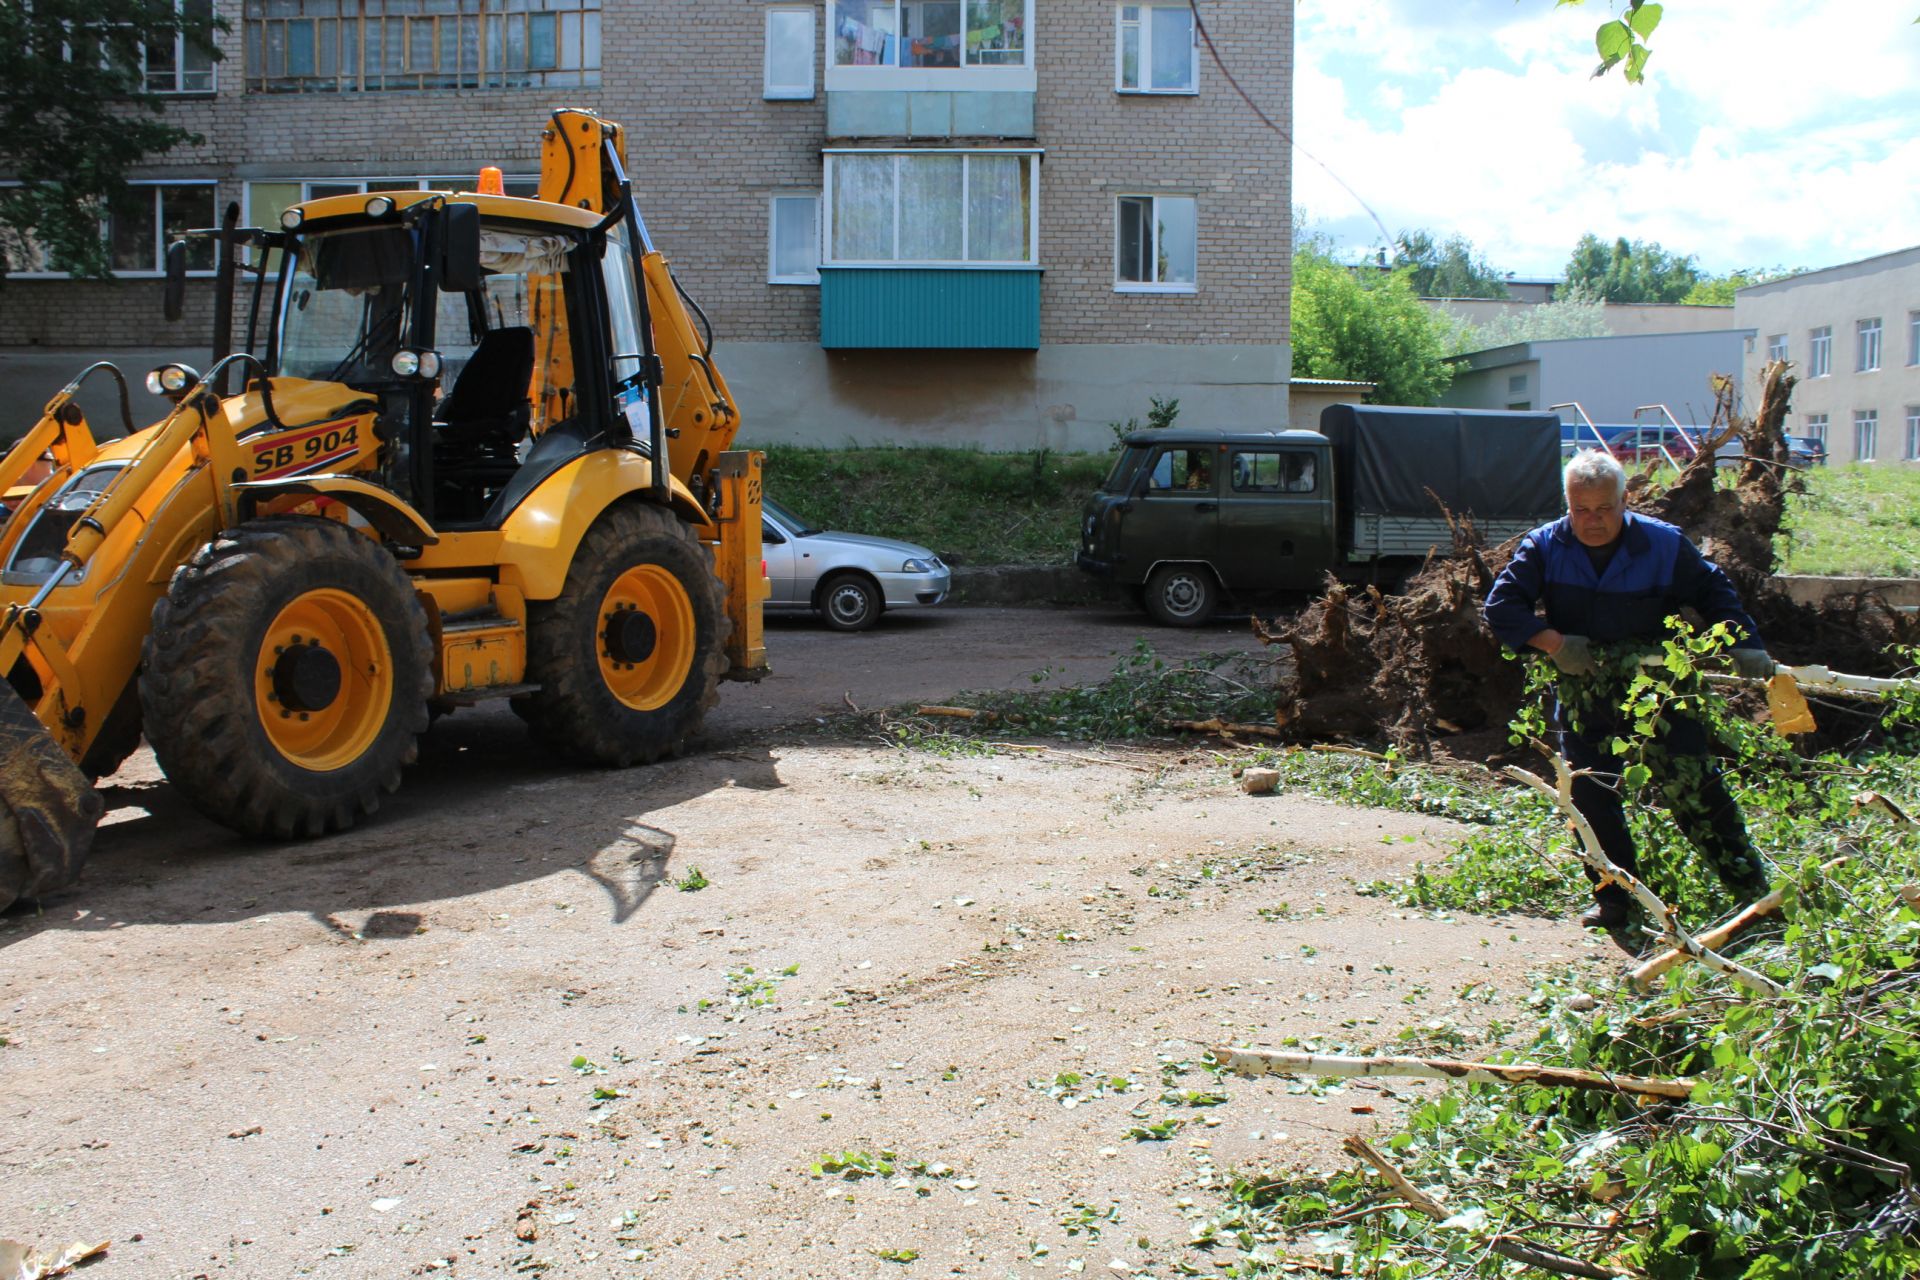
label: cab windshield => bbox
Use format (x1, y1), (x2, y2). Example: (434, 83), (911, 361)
(278, 224), (417, 386)
(1103, 446), (1146, 493)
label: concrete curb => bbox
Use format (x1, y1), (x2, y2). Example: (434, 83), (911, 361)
(1777, 576), (1920, 608)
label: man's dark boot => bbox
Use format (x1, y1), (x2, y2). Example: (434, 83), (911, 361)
(1579, 896), (1631, 930)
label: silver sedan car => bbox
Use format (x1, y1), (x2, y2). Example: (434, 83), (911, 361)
(761, 497), (952, 631)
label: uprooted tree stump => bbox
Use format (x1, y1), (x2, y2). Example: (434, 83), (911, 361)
(1261, 361), (1919, 749)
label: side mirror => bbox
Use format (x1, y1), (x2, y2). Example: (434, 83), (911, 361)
(438, 203), (482, 293)
(163, 240), (188, 321)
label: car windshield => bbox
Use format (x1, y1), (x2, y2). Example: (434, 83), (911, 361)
(1103, 446), (1145, 492)
(764, 497), (822, 537)
(279, 224), (417, 386)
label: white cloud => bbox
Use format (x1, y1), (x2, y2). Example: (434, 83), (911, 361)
(1291, 0), (1920, 276)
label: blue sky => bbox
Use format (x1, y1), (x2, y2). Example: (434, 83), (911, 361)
(1291, 0), (1920, 279)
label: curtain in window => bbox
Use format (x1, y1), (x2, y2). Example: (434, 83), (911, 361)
(899, 156), (962, 261)
(1149, 5), (1190, 89)
(967, 155), (1026, 262)
(833, 155), (896, 261)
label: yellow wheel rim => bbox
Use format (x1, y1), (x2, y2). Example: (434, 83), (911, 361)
(254, 588), (394, 772)
(597, 564), (695, 712)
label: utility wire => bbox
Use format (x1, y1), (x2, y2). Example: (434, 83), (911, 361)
(1186, 0), (1396, 257)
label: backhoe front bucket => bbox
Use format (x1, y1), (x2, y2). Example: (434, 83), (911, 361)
(0, 683), (103, 912)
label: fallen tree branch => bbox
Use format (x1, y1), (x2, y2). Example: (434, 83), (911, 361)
(1630, 857), (1849, 990)
(1211, 1048), (1696, 1100)
(1342, 1137), (1634, 1279)
(1505, 757), (1784, 997)
(916, 705), (988, 720)
(1161, 717), (1284, 739)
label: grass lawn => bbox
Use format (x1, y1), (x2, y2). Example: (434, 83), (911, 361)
(1780, 464), (1920, 577)
(753, 445), (1112, 566)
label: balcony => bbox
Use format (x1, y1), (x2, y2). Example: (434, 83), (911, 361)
(819, 267), (1041, 349)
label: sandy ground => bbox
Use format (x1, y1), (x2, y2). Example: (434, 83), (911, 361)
(0, 606), (1611, 1279)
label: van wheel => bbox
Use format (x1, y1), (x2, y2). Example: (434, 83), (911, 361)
(1144, 565), (1217, 627)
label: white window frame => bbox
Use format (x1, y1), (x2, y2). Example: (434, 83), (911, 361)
(1113, 193), (1198, 294)
(823, 0), (1035, 91)
(1765, 333), (1787, 364)
(764, 6), (816, 100)
(0, 180), (218, 279)
(1804, 412), (1828, 445)
(1858, 317), (1883, 373)
(1906, 407), (1920, 462)
(1115, 3), (1198, 95)
(1808, 325), (1832, 378)
(1854, 409), (1879, 463)
(820, 148), (1041, 268)
(140, 0), (217, 93)
(768, 192), (821, 285)
(1909, 310), (1920, 367)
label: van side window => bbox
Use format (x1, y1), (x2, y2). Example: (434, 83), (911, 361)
(1230, 449), (1316, 494)
(1146, 448), (1214, 493)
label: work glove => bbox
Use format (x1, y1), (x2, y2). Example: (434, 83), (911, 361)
(1730, 647), (1777, 681)
(1550, 634), (1598, 677)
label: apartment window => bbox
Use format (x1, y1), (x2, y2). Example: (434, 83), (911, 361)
(830, 0), (1028, 68)
(1907, 407), (1920, 462)
(1804, 412), (1828, 445)
(243, 0), (601, 93)
(1507, 374), (1527, 395)
(0, 182), (215, 277)
(142, 0), (217, 92)
(1766, 333), (1787, 364)
(765, 7), (816, 99)
(769, 193), (820, 284)
(1116, 194), (1197, 292)
(1854, 410), (1878, 462)
(1858, 317), (1883, 372)
(1117, 4), (1197, 93)
(1909, 311), (1920, 366)
(1808, 325), (1832, 378)
(824, 151), (1037, 265)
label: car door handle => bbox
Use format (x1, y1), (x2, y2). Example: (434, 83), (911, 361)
(1193, 502), (1217, 513)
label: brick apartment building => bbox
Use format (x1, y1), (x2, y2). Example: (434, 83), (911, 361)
(0, 0), (1294, 453)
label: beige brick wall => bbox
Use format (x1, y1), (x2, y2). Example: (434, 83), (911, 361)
(6, 0), (1290, 353)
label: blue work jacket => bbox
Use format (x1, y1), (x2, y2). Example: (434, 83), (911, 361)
(1483, 512), (1760, 651)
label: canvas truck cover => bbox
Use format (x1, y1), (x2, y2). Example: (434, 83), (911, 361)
(1318, 405), (1564, 530)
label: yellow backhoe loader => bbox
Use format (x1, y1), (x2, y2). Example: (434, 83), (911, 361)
(0, 109), (767, 909)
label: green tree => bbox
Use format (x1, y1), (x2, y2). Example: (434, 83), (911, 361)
(1292, 239), (1455, 406)
(1561, 2), (1917, 83)
(1393, 229), (1511, 299)
(1448, 288), (1611, 356)
(0, 0), (222, 278)
(1680, 267), (1796, 306)
(1562, 233), (1701, 303)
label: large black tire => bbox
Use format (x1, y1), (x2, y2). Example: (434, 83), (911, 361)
(1143, 563), (1219, 627)
(517, 502), (729, 767)
(139, 517), (433, 840)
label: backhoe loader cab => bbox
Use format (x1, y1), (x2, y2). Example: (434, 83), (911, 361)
(0, 110), (767, 911)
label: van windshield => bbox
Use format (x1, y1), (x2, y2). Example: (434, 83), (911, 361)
(1103, 446), (1145, 492)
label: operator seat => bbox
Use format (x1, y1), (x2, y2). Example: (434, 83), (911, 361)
(436, 326), (535, 451)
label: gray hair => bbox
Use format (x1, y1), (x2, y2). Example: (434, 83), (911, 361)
(1563, 449), (1626, 500)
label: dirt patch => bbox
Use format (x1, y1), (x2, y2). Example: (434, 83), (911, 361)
(0, 718), (1614, 1278)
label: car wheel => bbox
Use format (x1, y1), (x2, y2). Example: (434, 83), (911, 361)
(1143, 564), (1217, 627)
(819, 573), (882, 632)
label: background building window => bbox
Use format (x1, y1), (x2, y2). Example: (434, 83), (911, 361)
(825, 152), (1036, 264)
(1909, 311), (1919, 366)
(1115, 194), (1197, 291)
(1907, 407), (1920, 461)
(0, 182), (215, 276)
(144, 0), (216, 92)
(1854, 409), (1878, 462)
(764, 7), (815, 99)
(1116, 4), (1196, 93)
(1857, 317), (1883, 372)
(1808, 325), (1832, 377)
(243, 0), (601, 93)
(1766, 333), (1787, 364)
(768, 193), (820, 284)
(831, 0), (1027, 68)
(1804, 412), (1828, 445)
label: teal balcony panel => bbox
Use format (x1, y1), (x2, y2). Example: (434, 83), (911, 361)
(819, 267), (1042, 349)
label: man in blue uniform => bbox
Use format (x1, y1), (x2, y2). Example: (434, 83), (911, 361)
(1483, 450), (1775, 930)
